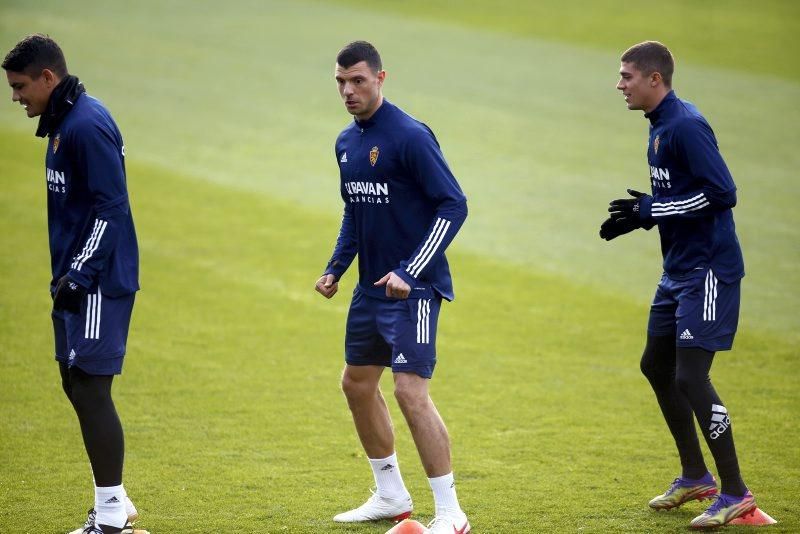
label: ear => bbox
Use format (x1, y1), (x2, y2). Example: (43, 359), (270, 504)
(41, 68), (60, 88)
(650, 71), (663, 87)
(376, 70), (386, 86)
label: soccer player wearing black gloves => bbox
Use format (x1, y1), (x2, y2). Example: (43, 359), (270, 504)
(602, 41), (757, 529)
(4, 35), (145, 534)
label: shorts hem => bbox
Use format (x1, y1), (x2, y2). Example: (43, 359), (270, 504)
(55, 350), (126, 363)
(676, 339), (735, 352)
(391, 366), (434, 379)
(344, 359), (390, 368)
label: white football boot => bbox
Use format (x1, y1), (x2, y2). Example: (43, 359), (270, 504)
(334, 490), (413, 523)
(427, 509), (471, 534)
(67, 496), (140, 534)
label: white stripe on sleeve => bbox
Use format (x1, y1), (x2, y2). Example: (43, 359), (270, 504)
(73, 219), (108, 271)
(651, 194), (710, 217)
(407, 219), (451, 278)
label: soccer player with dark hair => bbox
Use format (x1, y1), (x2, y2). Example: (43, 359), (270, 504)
(4, 34), (145, 534)
(601, 40), (757, 528)
(315, 41), (470, 533)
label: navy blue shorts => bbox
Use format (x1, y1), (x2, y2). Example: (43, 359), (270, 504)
(52, 290), (135, 375)
(648, 269), (740, 352)
(345, 288), (441, 378)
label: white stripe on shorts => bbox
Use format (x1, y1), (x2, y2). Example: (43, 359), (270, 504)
(416, 299), (431, 344)
(703, 269), (718, 322)
(84, 290), (102, 339)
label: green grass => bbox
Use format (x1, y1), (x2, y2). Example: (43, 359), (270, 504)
(0, 1), (798, 532)
(328, 0), (800, 83)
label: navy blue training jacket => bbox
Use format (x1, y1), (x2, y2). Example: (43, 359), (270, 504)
(325, 100), (468, 301)
(638, 91), (744, 283)
(45, 92), (139, 296)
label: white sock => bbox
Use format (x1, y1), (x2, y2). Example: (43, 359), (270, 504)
(369, 453), (409, 499)
(95, 484), (127, 528)
(429, 472), (462, 515)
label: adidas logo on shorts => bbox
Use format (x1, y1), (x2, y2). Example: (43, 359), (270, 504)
(393, 353), (407, 364)
(680, 329), (694, 340)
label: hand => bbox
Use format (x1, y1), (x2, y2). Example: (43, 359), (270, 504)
(374, 272), (411, 299)
(315, 274), (338, 299)
(608, 189), (649, 221)
(53, 275), (87, 314)
(599, 216), (642, 241)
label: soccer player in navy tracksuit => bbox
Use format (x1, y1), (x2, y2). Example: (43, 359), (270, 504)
(601, 41), (757, 528)
(314, 42), (470, 534)
(4, 35), (144, 534)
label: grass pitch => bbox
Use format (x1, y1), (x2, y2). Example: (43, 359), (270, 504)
(0, 1), (798, 532)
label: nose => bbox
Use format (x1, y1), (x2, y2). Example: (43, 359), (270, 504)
(11, 91), (20, 102)
(616, 79), (624, 91)
(342, 83), (354, 97)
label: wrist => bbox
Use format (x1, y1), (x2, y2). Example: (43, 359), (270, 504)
(66, 269), (92, 289)
(637, 195), (654, 220)
(393, 268), (416, 289)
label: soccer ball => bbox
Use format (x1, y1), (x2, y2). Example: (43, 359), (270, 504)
(385, 518), (428, 534)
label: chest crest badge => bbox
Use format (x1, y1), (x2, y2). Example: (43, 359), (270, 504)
(53, 132), (61, 154)
(369, 146), (379, 167)
(653, 135), (660, 155)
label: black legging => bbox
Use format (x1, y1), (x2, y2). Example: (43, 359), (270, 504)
(60, 363), (124, 487)
(640, 335), (746, 496)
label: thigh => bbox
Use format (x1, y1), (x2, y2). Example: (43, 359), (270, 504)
(65, 291), (135, 375)
(345, 290), (392, 367)
(379, 297), (441, 379)
(675, 270), (740, 352)
(647, 275), (678, 337)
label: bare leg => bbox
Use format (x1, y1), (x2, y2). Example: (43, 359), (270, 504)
(393, 372), (451, 477)
(341, 364), (395, 458)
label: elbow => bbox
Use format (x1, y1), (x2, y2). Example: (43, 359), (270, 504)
(716, 190), (737, 209)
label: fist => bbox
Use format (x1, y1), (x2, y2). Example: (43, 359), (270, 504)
(315, 274), (338, 299)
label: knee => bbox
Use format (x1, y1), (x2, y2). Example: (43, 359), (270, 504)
(640, 351), (670, 386)
(341, 372), (377, 404)
(69, 374), (112, 414)
(675, 369), (708, 395)
(393, 381), (426, 413)
(640, 336), (675, 387)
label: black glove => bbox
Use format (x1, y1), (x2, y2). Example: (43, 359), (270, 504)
(53, 275), (87, 314)
(599, 216), (641, 241)
(608, 189), (648, 221)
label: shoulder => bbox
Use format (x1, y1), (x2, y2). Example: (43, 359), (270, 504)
(336, 121), (358, 145)
(667, 97), (712, 140)
(671, 115), (714, 145)
(63, 95), (120, 143)
(383, 107), (438, 152)
(391, 105), (434, 136)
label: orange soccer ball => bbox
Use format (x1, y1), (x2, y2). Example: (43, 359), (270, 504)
(385, 518), (428, 534)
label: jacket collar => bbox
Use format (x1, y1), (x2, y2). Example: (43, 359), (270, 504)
(354, 98), (392, 129)
(36, 75), (86, 138)
(645, 90), (677, 125)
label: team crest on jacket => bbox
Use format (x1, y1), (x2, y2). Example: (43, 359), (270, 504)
(369, 146), (379, 167)
(653, 135), (660, 155)
(53, 132), (61, 154)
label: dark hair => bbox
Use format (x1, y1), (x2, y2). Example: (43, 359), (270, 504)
(336, 41), (382, 72)
(621, 41), (674, 87)
(2, 34), (68, 77)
